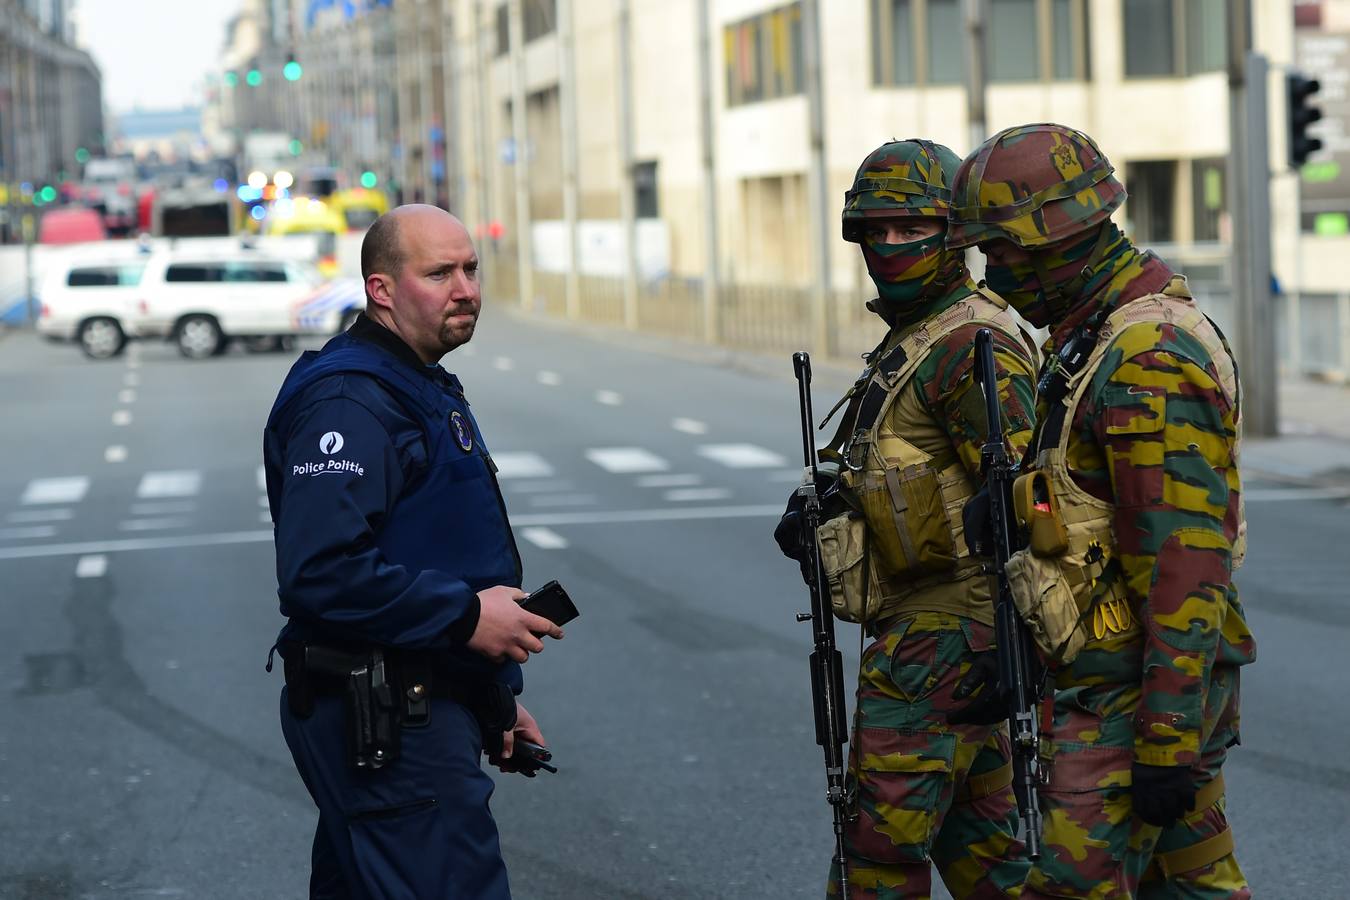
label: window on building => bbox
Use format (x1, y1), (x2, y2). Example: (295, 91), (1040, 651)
(635, 161), (659, 219)
(496, 4), (509, 57)
(1191, 158), (1226, 242)
(724, 3), (803, 107)
(989, 0), (1039, 81)
(495, 0), (556, 56)
(1125, 160), (1176, 244)
(1123, 0), (1225, 78)
(871, 0), (1088, 86)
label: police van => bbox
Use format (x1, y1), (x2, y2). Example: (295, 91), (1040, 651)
(37, 256), (148, 359)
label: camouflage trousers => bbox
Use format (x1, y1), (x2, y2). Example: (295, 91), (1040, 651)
(1023, 665), (1248, 899)
(826, 612), (1029, 900)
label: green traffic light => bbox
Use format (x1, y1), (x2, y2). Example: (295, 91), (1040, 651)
(39, 185), (57, 203)
(289, 139), (304, 156)
(360, 171), (378, 189)
(246, 69), (262, 87)
(284, 60), (303, 81)
(75, 147), (90, 164)
(224, 71), (238, 87)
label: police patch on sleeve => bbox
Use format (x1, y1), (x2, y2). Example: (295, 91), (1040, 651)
(450, 411), (474, 452)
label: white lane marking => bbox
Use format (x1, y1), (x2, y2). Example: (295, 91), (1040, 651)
(664, 487), (732, 502)
(768, 469), (808, 482)
(0, 505), (786, 560)
(21, 477), (90, 505)
(112, 409), (133, 426)
(0, 525), (59, 540)
(595, 390), (623, 406)
(75, 555), (108, 578)
(130, 501), (196, 516)
(636, 473), (703, 488)
(697, 443), (787, 469)
(260, 511), (273, 523)
(124, 371), (140, 385)
(118, 517), (191, 532)
(136, 471), (201, 499)
(672, 417), (708, 435)
(521, 527), (569, 549)
(585, 447), (669, 474)
(118, 389), (136, 404)
(492, 452), (555, 479)
(7, 508), (74, 523)
(506, 480), (576, 494)
(256, 465), (267, 491)
(527, 494), (598, 508)
(105, 445), (128, 463)
(493, 356), (514, 371)
(126, 359), (140, 371)
(537, 370), (561, 386)
(1245, 486), (1350, 502)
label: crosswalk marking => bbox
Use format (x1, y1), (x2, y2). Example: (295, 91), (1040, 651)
(75, 555), (108, 578)
(696, 443), (787, 469)
(112, 409), (133, 426)
(664, 487), (732, 502)
(124, 371), (140, 385)
(21, 477), (90, 505)
(130, 501), (196, 516)
(7, 508), (74, 523)
(537, 370), (561, 386)
(257, 466), (267, 491)
(636, 473), (702, 488)
(492, 452), (555, 479)
(105, 445), (127, 463)
(493, 356), (514, 371)
(118, 517), (191, 532)
(672, 418), (708, 435)
(527, 494), (598, 508)
(0, 525), (59, 540)
(118, 389), (136, 404)
(595, 390), (623, 406)
(136, 471), (201, 499)
(585, 447), (669, 474)
(521, 527), (569, 549)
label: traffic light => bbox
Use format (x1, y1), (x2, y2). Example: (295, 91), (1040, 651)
(284, 58), (303, 81)
(1288, 71), (1324, 170)
(360, 171), (379, 189)
(223, 71), (238, 88)
(246, 68), (263, 87)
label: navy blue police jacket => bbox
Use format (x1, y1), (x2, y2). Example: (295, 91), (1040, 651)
(263, 315), (524, 692)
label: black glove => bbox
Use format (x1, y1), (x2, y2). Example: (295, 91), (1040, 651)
(947, 651), (1006, 726)
(774, 488), (810, 563)
(1131, 762), (1198, 826)
(962, 485), (993, 557)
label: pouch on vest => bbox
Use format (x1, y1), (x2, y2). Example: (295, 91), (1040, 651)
(816, 511), (876, 623)
(1004, 548), (1086, 664)
(845, 459), (958, 579)
(1013, 470), (1068, 557)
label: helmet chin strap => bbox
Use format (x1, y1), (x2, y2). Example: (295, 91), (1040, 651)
(1029, 224), (1115, 321)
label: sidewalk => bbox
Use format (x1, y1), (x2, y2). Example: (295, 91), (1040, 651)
(499, 304), (1350, 487)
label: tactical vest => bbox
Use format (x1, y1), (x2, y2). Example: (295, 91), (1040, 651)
(268, 336), (524, 689)
(1006, 278), (1246, 665)
(816, 289), (1034, 629)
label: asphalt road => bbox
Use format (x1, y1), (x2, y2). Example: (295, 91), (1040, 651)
(1, 306), (1347, 899)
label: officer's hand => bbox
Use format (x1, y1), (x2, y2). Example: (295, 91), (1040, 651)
(1131, 762), (1198, 826)
(773, 489), (808, 562)
(491, 702), (546, 775)
(468, 586), (563, 664)
(947, 651), (1005, 726)
(962, 485), (993, 557)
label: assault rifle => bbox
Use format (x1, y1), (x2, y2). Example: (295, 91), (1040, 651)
(791, 351), (852, 897)
(972, 328), (1046, 860)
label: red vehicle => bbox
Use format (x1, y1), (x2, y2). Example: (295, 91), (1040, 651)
(38, 207), (109, 244)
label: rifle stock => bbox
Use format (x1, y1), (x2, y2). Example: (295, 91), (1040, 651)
(792, 351), (852, 897)
(972, 329), (1046, 861)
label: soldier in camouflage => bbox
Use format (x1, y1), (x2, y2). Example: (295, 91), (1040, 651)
(777, 139), (1036, 899)
(945, 123), (1255, 899)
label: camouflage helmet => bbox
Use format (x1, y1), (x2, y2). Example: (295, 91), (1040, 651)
(842, 139), (962, 243)
(946, 123), (1125, 250)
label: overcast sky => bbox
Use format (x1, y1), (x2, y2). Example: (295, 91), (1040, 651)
(78, 0), (240, 113)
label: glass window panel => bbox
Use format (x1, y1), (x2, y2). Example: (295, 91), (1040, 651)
(1191, 158), (1225, 242)
(67, 267), (118, 287)
(1123, 0), (1176, 77)
(892, 0), (916, 84)
(1053, 0), (1074, 79)
(927, 0), (963, 84)
(990, 0), (1039, 80)
(1185, 0), (1226, 74)
(1125, 160), (1176, 243)
(790, 5), (804, 95)
(872, 0), (884, 84)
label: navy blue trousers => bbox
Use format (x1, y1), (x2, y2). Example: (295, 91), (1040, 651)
(280, 689), (511, 900)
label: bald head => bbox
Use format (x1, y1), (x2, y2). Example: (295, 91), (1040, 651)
(361, 204), (467, 282)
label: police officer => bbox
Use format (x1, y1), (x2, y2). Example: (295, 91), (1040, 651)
(777, 139), (1037, 899)
(945, 124), (1255, 899)
(264, 204), (564, 899)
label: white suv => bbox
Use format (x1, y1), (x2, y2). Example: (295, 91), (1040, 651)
(136, 251), (363, 359)
(38, 257), (148, 359)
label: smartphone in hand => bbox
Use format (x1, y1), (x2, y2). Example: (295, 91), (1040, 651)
(520, 580), (580, 626)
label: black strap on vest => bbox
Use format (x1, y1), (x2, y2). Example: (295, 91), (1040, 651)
(1024, 303), (1113, 466)
(834, 340), (911, 469)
